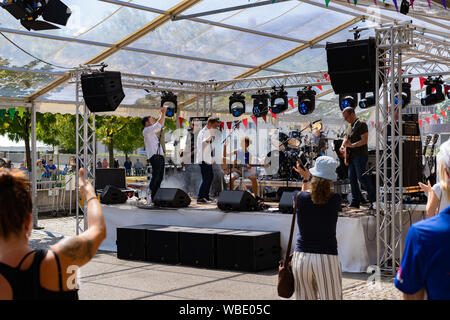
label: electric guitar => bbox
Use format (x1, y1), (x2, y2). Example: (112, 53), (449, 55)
(340, 135), (350, 166)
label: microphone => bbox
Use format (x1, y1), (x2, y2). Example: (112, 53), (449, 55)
(312, 119), (322, 124)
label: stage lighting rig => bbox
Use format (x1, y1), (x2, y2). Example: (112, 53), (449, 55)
(269, 86), (288, 114)
(297, 87), (316, 116)
(161, 91), (177, 117)
(229, 92), (245, 117)
(1, 0), (72, 31)
(393, 82), (411, 108)
(339, 93), (358, 111)
(359, 92), (375, 109)
(421, 76), (445, 106)
(251, 91), (269, 118)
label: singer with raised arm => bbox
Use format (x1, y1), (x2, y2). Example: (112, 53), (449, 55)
(339, 107), (376, 209)
(196, 118), (220, 204)
(142, 106), (167, 205)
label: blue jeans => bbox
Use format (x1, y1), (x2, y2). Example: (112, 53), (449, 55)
(198, 162), (214, 199)
(149, 155), (165, 199)
(348, 154), (376, 206)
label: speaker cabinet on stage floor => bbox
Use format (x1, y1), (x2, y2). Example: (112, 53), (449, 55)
(179, 228), (219, 268)
(216, 230), (280, 272)
(146, 226), (191, 264)
(116, 225), (149, 261)
(153, 188), (191, 208)
(278, 191), (297, 214)
(100, 184), (128, 204)
(217, 190), (258, 211)
(81, 71), (125, 113)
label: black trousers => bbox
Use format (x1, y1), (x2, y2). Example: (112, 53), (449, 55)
(198, 162), (214, 199)
(149, 155), (165, 199)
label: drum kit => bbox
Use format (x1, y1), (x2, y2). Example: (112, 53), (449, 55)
(265, 121), (330, 181)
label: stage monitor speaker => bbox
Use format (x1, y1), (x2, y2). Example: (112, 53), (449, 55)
(153, 188), (191, 208)
(100, 184), (127, 204)
(116, 225), (149, 261)
(326, 37), (380, 94)
(279, 191), (297, 214)
(179, 228), (218, 268)
(95, 168), (126, 190)
(216, 230), (280, 272)
(81, 71), (125, 113)
(217, 190), (258, 211)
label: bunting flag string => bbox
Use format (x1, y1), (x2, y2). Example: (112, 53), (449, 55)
(8, 108), (15, 121)
(251, 116), (257, 126)
(269, 110), (277, 119)
(419, 77), (427, 89)
(18, 107), (25, 118)
(419, 120), (423, 127)
(441, 110), (446, 118)
(325, 0), (331, 6)
(227, 122), (232, 130)
(425, 118), (430, 124)
(242, 118), (248, 129)
(316, 80), (323, 91)
(220, 122), (224, 130)
(178, 117), (184, 127)
(392, 0), (399, 11)
(427, 0), (431, 9)
(288, 98), (294, 109)
(432, 114), (438, 122)
(410, 0), (414, 8)
(262, 115), (267, 123)
(442, 0), (447, 9)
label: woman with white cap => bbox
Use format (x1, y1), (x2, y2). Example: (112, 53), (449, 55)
(291, 156), (343, 300)
(419, 139), (450, 218)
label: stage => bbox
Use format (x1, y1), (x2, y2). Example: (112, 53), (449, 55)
(97, 201), (399, 273)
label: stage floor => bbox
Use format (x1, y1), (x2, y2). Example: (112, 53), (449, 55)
(98, 201), (387, 273)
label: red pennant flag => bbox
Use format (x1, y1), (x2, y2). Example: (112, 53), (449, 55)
(316, 80), (323, 91)
(251, 116), (257, 125)
(288, 98), (294, 109)
(441, 110), (446, 117)
(425, 118), (430, 124)
(419, 77), (427, 89)
(419, 120), (422, 127)
(220, 122), (224, 130)
(269, 110), (277, 119)
(227, 122), (232, 130)
(432, 114), (438, 122)
(262, 115), (267, 123)
(242, 118), (248, 129)
(408, 77), (413, 84)
(178, 117), (184, 127)
(324, 73), (330, 81)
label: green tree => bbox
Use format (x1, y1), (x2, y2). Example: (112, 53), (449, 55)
(114, 117), (145, 159)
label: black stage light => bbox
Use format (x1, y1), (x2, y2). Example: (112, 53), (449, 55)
(445, 84), (450, 99)
(161, 91), (177, 117)
(1, 0), (72, 31)
(359, 92), (375, 109)
(251, 91), (269, 118)
(229, 92), (245, 117)
(269, 86), (288, 114)
(297, 87), (316, 115)
(421, 77), (445, 106)
(339, 93), (358, 110)
(393, 82), (411, 108)
(400, 0), (410, 15)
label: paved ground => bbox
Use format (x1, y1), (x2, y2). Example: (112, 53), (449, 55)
(30, 214), (402, 300)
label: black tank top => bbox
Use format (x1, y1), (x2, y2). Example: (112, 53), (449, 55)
(0, 249), (79, 300)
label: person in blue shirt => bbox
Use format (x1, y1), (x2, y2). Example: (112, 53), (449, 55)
(43, 159), (57, 179)
(394, 204), (450, 300)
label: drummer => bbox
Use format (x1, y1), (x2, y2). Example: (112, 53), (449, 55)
(313, 128), (327, 157)
(223, 136), (259, 198)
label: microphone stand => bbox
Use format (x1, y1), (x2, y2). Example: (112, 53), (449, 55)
(222, 121), (241, 191)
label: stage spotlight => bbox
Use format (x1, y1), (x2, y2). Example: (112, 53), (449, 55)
(359, 92), (375, 109)
(297, 87), (316, 116)
(400, 0), (410, 15)
(421, 77), (445, 106)
(229, 92), (245, 117)
(393, 82), (411, 108)
(339, 93), (358, 110)
(161, 91), (177, 117)
(251, 91), (269, 118)
(270, 86), (288, 114)
(445, 84), (450, 99)
(1, 0), (72, 31)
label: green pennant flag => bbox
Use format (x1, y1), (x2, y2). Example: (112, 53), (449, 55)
(8, 108), (15, 121)
(325, 0), (331, 6)
(0, 109), (6, 122)
(353, 0), (358, 4)
(18, 107), (25, 118)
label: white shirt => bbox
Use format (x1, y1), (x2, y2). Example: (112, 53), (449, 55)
(143, 122), (164, 159)
(196, 126), (216, 164)
(432, 183), (450, 214)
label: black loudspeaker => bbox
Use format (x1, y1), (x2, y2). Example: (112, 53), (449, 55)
(100, 185), (127, 204)
(217, 190), (258, 211)
(81, 71), (125, 112)
(216, 230), (280, 272)
(95, 168), (126, 190)
(326, 38), (380, 94)
(279, 191), (297, 214)
(116, 225), (149, 260)
(146, 226), (188, 264)
(153, 188), (191, 208)
(179, 228), (218, 268)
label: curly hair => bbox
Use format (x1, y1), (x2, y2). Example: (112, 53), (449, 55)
(310, 176), (332, 205)
(0, 168), (32, 239)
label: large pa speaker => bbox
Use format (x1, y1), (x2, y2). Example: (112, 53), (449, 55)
(217, 190), (258, 211)
(81, 71), (125, 113)
(278, 191), (298, 214)
(116, 225), (149, 261)
(100, 184), (128, 204)
(146, 226), (190, 264)
(153, 188), (191, 208)
(216, 230), (280, 272)
(179, 228), (218, 268)
(326, 38), (380, 94)
(95, 168), (126, 190)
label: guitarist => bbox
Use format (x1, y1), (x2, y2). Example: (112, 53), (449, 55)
(340, 107), (376, 209)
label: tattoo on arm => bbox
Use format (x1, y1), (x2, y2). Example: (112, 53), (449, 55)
(58, 236), (94, 262)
